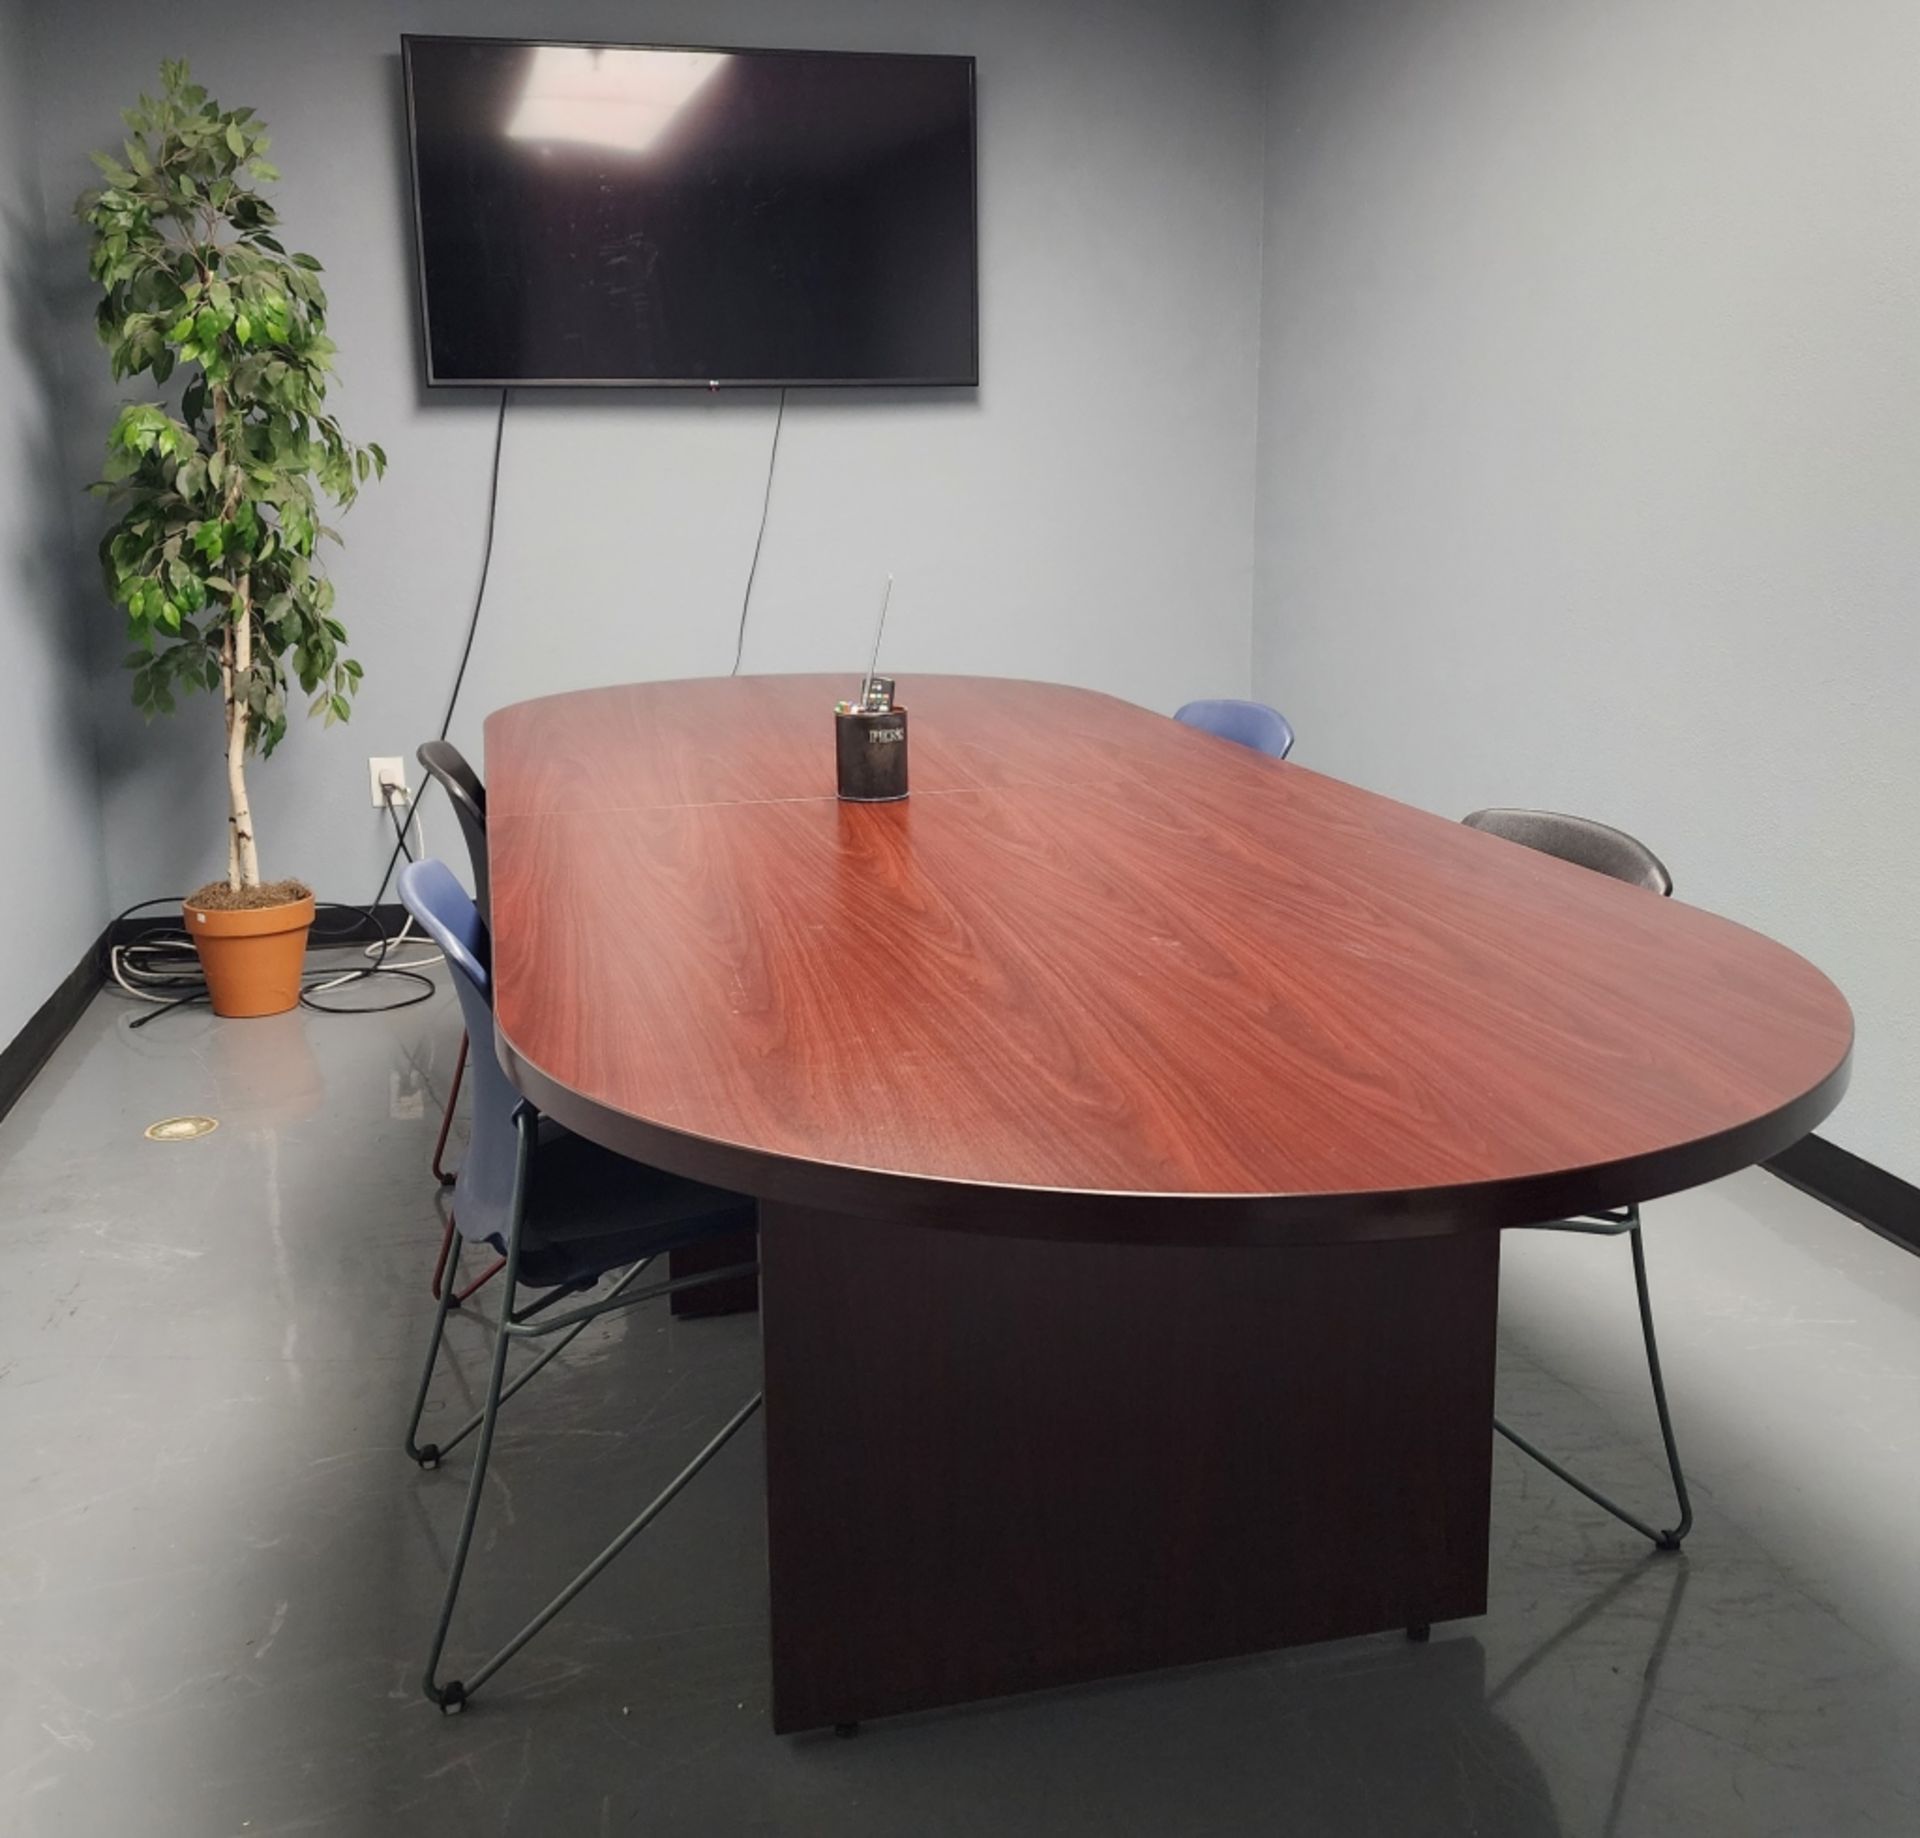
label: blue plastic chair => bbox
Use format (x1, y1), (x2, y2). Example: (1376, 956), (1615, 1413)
(1173, 698), (1295, 760)
(397, 858), (762, 1712)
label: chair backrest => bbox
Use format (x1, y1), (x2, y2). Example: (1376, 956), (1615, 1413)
(416, 740), (491, 928)
(1462, 808), (1673, 896)
(1173, 698), (1296, 761)
(398, 858), (519, 1247)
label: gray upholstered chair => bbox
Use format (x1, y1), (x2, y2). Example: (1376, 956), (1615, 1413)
(1462, 807), (1691, 1551)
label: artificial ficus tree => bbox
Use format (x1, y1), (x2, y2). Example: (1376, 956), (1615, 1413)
(79, 61), (384, 895)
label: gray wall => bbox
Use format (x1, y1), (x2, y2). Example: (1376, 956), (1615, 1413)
(30, 0), (1268, 907)
(1253, 0), (1920, 1179)
(0, 0), (109, 1043)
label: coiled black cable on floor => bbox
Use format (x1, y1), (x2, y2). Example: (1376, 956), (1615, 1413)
(111, 899), (438, 1028)
(110, 798), (440, 1026)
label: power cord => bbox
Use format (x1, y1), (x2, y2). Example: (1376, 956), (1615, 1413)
(108, 885), (438, 1026)
(111, 789), (443, 1024)
(730, 387), (787, 675)
(370, 384), (511, 912)
(306, 787), (445, 998)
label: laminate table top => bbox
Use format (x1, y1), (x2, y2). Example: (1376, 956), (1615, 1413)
(485, 674), (1851, 1245)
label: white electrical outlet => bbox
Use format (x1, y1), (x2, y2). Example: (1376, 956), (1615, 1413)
(368, 756), (410, 808)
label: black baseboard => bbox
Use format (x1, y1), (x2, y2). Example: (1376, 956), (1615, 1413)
(0, 926), (111, 1126)
(1766, 1134), (1920, 1259)
(310, 901), (414, 948)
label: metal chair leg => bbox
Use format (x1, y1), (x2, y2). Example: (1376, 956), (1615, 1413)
(442, 1388), (763, 1707)
(418, 1104), (765, 1711)
(1629, 1221), (1692, 1549)
(417, 1254), (659, 1469)
(432, 1031), (467, 1187)
(454, 1252), (506, 1305)
(429, 1217), (457, 1301)
(422, 1108), (535, 1713)
(1495, 1207), (1692, 1551)
(430, 1214), (505, 1306)
(406, 1234), (465, 1468)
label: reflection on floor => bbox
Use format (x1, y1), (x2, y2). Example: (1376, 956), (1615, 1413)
(0, 972), (1916, 1836)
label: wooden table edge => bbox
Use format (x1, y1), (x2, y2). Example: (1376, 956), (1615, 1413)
(497, 1024), (1851, 1247)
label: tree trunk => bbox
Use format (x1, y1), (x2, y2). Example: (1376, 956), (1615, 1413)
(209, 383), (261, 894)
(219, 621), (240, 890)
(225, 588), (260, 891)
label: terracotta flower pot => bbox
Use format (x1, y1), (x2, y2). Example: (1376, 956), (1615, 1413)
(183, 889), (316, 1018)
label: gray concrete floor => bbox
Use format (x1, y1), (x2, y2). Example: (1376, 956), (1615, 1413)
(2, 966), (1918, 1836)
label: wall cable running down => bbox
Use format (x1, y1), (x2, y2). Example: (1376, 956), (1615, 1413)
(731, 388), (788, 676)
(371, 387), (511, 912)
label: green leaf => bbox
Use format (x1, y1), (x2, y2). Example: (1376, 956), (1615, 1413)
(80, 61), (383, 776)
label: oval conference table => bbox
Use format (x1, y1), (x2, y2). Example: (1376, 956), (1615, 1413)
(485, 674), (1851, 1733)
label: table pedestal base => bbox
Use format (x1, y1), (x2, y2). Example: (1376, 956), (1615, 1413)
(668, 1230), (760, 1318)
(760, 1205), (1500, 1733)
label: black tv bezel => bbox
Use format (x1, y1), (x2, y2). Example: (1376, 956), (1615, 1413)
(400, 33), (980, 391)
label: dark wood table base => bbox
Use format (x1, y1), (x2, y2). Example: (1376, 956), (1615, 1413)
(760, 1204), (1501, 1733)
(668, 1230), (761, 1318)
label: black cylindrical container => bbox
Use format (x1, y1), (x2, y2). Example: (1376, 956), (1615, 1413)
(835, 706), (909, 801)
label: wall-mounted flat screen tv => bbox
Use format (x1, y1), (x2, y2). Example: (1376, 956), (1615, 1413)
(402, 35), (978, 387)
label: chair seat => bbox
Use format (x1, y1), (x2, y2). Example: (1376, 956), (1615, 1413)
(497, 1130), (756, 1291)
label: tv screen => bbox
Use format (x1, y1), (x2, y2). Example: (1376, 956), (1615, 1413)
(402, 36), (978, 387)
